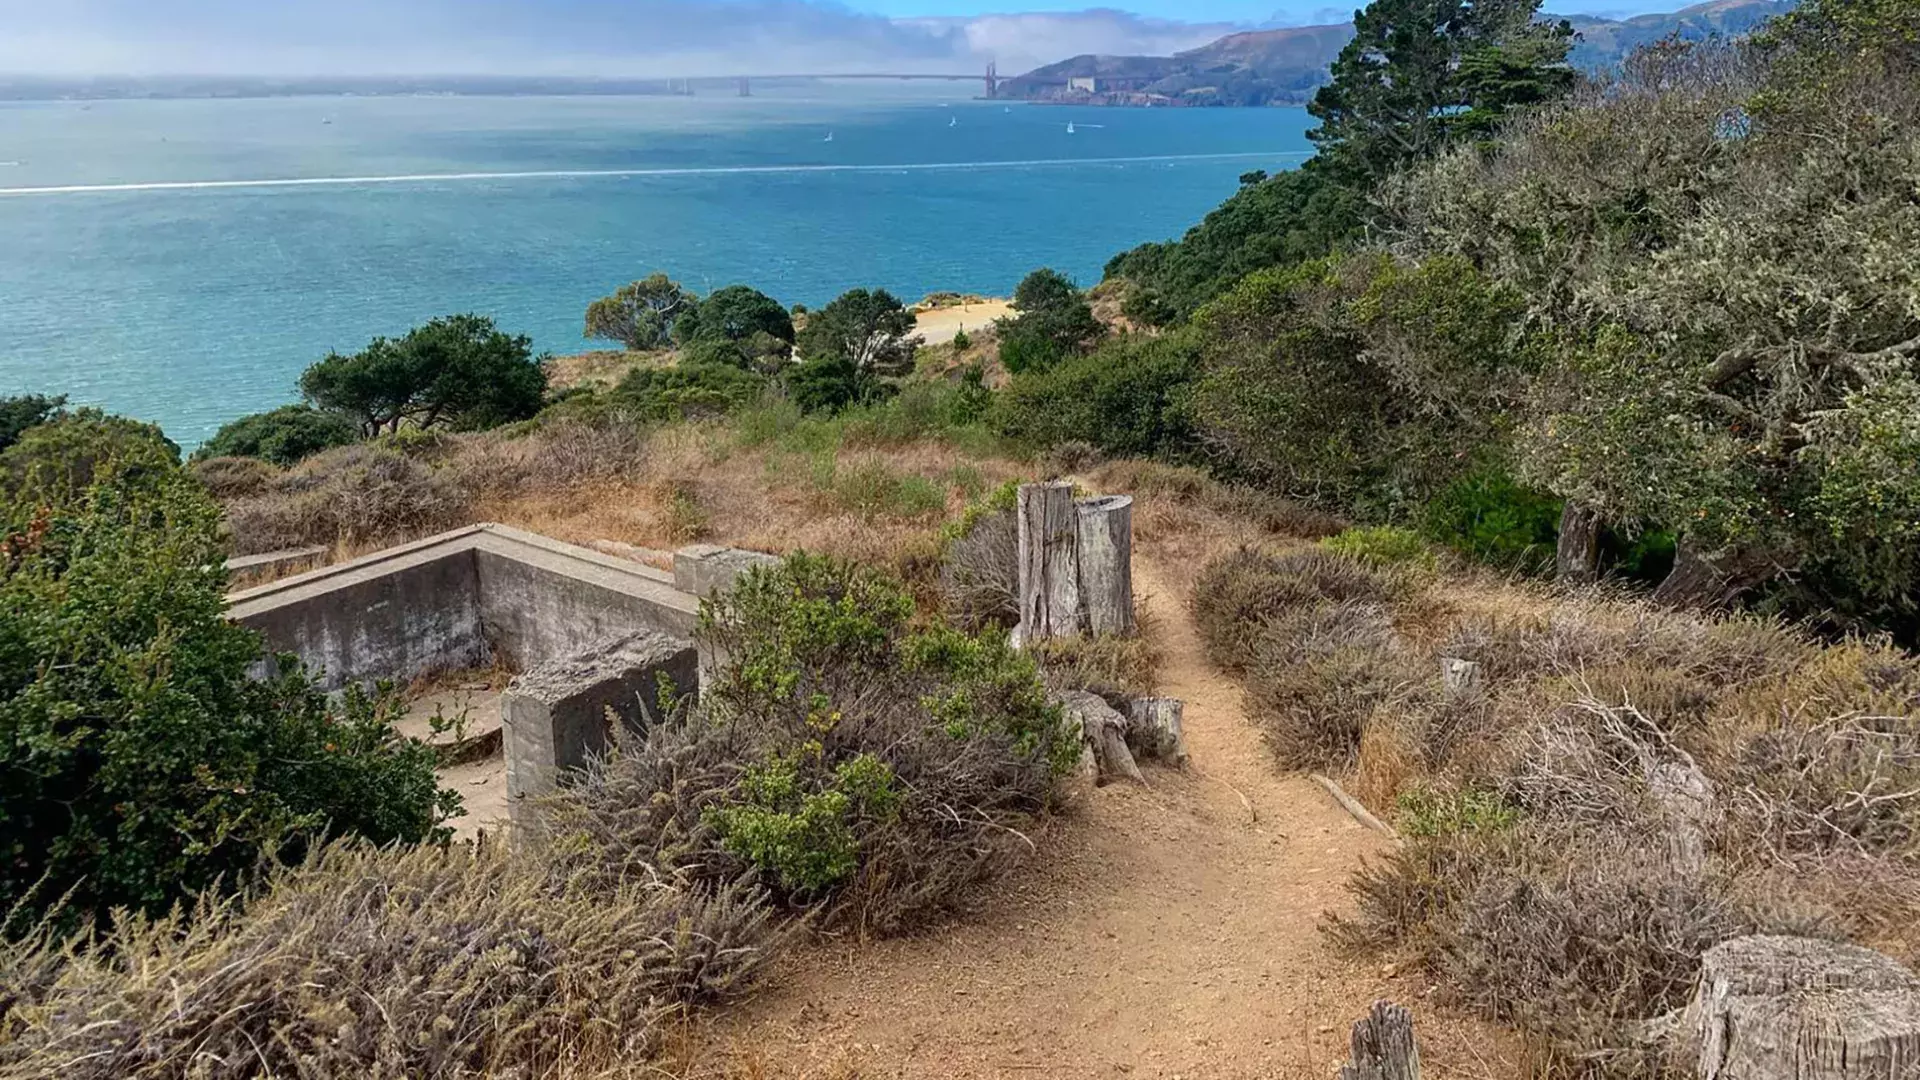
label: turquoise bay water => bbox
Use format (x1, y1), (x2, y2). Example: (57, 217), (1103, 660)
(0, 85), (1313, 444)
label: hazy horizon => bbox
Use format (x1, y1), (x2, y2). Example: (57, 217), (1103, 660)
(0, 0), (1748, 79)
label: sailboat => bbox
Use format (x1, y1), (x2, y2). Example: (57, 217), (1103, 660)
(949, 115), (958, 127)
(1066, 122), (1076, 135)
(823, 131), (834, 142)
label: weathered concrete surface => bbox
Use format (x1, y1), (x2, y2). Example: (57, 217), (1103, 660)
(476, 528), (698, 670)
(228, 524), (699, 691)
(673, 543), (780, 599)
(228, 530), (487, 692)
(502, 631), (699, 825)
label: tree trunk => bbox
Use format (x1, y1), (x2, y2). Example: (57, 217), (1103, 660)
(1338, 1001), (1421, 1080)
(1076, 495), (1136, 637)
(1690, 936), (1920, 1080)
(1557, 502), (1602, 584)
(1055, 690), (1143, 785)
(1125, 697), (1188, 767)
(1017, 482), (1083, 644)
(1652, 541), (1775, 610)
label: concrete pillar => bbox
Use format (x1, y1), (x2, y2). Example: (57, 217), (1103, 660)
(502, 630), (698, 830)
(672, 544), (780, 600)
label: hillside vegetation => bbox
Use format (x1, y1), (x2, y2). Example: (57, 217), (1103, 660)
(4, 0), (1919, 1076)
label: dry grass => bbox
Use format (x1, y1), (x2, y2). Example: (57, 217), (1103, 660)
(0, 840), (781, 1079)
(545, 349), (674, 391)
(1187, 542), (1920, 1070)
(211, 406), (1029, 586)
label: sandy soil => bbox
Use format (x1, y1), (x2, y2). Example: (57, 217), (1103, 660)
(693, 556), (1520, 1079)
(913, 300), (1012, 344)
(399, 684), (511, 842)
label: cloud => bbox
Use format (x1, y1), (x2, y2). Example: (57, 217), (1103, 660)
(0, 0), (1248, 77)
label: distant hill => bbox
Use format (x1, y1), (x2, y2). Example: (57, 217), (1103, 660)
(1000, 0), (1793, 107)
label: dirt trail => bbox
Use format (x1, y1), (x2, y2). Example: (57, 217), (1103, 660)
(701, 557), (1503, 1079)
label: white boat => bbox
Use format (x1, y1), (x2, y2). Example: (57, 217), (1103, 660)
(949, 115), (958, 127)
(1066, 122), (1076, 134)
(823, 131), (834, 142)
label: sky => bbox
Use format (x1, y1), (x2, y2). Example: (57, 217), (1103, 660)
(0, 0), (1722, 78)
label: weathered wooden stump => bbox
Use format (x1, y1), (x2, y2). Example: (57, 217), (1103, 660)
(1439, 656), (1482, 695)
(1690, 935), (1920, 1080)
(1339, 1001), (1421, 1080)
(1055, 690), (1143, 785)
(1076, 494), (1135, 637)
(1126, 696), (1188, 768)
(1017, 482), (1082, 643)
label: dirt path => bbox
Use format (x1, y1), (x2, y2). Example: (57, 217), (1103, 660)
(699, 558), (1508, 1079)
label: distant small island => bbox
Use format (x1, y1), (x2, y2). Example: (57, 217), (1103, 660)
(998, 0), (1793, 107)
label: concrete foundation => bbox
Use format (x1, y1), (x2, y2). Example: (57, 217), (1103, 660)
(673, 543), (780, 599)
(227, 524), (701, 691)
(501, 630), (699, 825)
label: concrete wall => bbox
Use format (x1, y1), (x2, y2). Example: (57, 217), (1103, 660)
(477, 549), (698, 671)
(230, 537), (486, 692)
(228, 524), (700, 692)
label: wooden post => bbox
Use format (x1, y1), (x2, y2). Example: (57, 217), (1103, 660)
(1017, 482), (1082, 643)
(1338, 1001), (1421, 1080)
(1077, 494), (1135, 637)
(1691, 936), (1920, 1080)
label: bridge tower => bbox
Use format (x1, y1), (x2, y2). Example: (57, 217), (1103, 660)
(984, 62), (999, 100)
(737, 76), (752, 97)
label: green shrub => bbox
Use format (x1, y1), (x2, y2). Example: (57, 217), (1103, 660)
(1419, 466), (1561, 573)
(995, 332), (1200, 459)
(0, 393), (65, 454)
(196, 404), (360, 466)
(0, 409), (179, 504)
(788, 352), (865, 414)
(609, 361), (767, 422)
(1395, 784), (1520, 839)
(666, 553), (1073, 925)
(0, 427), (452, 926)
(710, 751), (901, 896)
(1322, 525), (1437, 570)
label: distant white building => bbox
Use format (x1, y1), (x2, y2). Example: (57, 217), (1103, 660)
(1068, 76), (1103, 94)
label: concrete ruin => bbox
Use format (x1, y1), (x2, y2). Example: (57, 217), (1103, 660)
(227, 523), (701, 692)
(502, 631), (699, 825)
(226, 525), (782, 837)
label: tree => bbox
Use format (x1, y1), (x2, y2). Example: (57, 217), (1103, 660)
(1392, 34), (1920, 609)
(788, 353), (866, 415)
(0, 394), (64, 454)
(1308, 0), (1574, 183)
(995, 269), (1104, 375)
(1102, 0), (1574, 325)
(796, 288), (921, 382)
(0, 414), (451, 925)
(1189, 254), (1536, 518)
(674, 285), (794, 351)
(299, 315), (548, 436)
(583, 272), (696, 351)
(196, 404), (359, 467)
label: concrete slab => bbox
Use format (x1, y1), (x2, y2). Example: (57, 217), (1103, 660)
(501, 630), (699, 828)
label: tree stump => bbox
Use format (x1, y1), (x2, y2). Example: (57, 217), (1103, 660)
(1076, 494), (1135, 637)
(1017, 482), (1082, 643)
(1125, 697), (1188, 767)
(1440, 657), (1482, 696)
(1690, 935), (1920, 1080)
(1055, 690), (1143, 785)
(1339, 1001), (1421, 1080)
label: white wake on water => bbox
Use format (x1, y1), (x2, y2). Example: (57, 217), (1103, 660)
(0, 151), (1314, 198)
